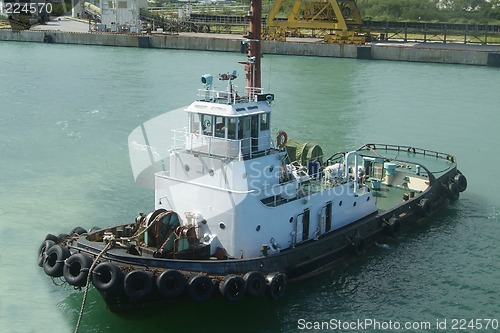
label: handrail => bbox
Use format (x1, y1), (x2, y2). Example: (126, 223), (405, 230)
(171, 128), (273, 161)
(198, 88), (244, 104)
(325, 151), (346, 165)
(358, 143), (457, 164)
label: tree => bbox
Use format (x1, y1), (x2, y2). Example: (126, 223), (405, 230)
(363, 0), (500, 23)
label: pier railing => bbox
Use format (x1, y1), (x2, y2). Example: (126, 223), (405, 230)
(184, 14), (500, 44)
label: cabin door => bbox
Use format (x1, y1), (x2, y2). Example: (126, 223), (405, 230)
(320, 202), (333, 235)
(296, 209), (310, 243)
(251, 115), (259, 153)
(238, 117), (251, 156)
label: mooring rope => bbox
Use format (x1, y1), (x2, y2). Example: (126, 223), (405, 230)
(74, 240), (113, 333)
(129, 211), (168, 241)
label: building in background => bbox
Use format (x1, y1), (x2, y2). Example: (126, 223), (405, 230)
(100, 0), (147, 32)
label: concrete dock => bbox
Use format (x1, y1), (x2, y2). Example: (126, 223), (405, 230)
(1, 18), (500, 67)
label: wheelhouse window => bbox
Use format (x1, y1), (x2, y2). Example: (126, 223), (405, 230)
(228, 118), (237, 139)
(260, 113), (270, 131)
(238, 116), (250, 140)
(201, 114), (213, 135)
(215, 116), (226, 138)
(190, 113), (201, 134)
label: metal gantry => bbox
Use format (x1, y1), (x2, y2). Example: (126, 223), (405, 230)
(265, 0), (370, 44)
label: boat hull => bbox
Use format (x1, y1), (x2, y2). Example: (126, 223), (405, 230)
(38, 144), (465, 311)
(91, 169), (453, 311)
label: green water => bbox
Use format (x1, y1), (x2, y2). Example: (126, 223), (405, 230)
(1, 41), (499, 333)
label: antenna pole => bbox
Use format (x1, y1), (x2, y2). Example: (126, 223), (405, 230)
(245, 0), (262, 97)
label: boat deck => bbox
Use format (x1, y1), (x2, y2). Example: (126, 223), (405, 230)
(357, 144), (457, 211)
(371, 183), (415, 211)
(358, 144), (457, 178)
(261, 144), (456, 210)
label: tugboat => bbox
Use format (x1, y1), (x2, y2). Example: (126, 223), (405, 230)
(38, 0), (467, 311)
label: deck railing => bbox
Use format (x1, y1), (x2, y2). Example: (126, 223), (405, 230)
(197, 86), (264, 104)
(359, 143), (457, 164)
(172, 128), (273, 161)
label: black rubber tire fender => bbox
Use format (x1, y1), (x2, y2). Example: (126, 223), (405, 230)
(219, 274), (246, 302)
(37, 239), (55, 267)
(89, 226), (101, 233)
(418, 198), (432, 217)
(44, 233), (59, 243)
(243, 271), (266, 298)
(57, 233), (69, 242)
(266, 272), (287, 300)
(43, 244), (70, 277)
(187, 275), (214, 302)
(156, 269), (186, 299)
(455, 173), (467, 193)
(350, 236), (365, 256)
(448, 182), (460, 201)
(123, 270), (153, 300)
(63, 253), (93, 287)
(91, 262), (124, 292)
(70, 226), (87, 236)
(385, 218), (401, 237)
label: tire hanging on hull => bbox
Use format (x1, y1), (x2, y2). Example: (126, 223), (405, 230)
(418, 198), (432, 217)
(70, 226), (87, 236)
(384, 217), (401, 237)
(63, 253), (93, 287)
(156, 269), (186, 299)
(187, 275), (215, 302)
(219, 274), (246, 302)
(92, 262), (124, 293)
(123, 270), (153, 300)
(266, 272), (287, 300)
(447, 182), (460, 201)
(350, 236), (365, 256)
(43, 244), (70, 277)
(37, 239), (55, 267)
(243, 271), (267, 298)
(44, 233), (59, 243)
(455, 173), (467, 193)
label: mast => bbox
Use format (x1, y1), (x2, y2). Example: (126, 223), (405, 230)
(244, 0), (262, 98)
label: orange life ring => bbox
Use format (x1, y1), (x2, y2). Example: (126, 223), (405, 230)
(276, 131), (288, 148)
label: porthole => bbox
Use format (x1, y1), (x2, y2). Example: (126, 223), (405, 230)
(256, 225), (261, 232)
(219, 222), (226, 230)
(367, 196), (370, 201)
(289, 217), (293, 223)
(353, 202), (357, 207)
(184, 164), (190, 172)
(269, 165), (274, 172)
(339, 201), (343, 207)
(209, 169), (214, 176)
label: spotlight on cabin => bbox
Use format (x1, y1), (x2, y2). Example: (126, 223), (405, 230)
(201, 74), (213, 88)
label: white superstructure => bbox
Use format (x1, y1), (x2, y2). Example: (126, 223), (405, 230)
(153, 76), (378, 259)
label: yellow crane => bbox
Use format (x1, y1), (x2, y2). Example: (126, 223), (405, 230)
(265, 0), (370, 44)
